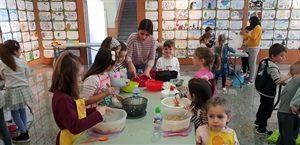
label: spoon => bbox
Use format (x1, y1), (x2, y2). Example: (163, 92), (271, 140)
(163, 132), (188, 138)
(180, 110), (189, 119)
(106, 83), (123, 102)
(81, 136), (109, 144)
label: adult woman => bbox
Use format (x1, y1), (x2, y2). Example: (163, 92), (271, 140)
(240, 16), (262, 83)
(126, 19), (156, 79)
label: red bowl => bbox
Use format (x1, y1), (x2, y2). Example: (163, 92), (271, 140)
(145, 80), (163, 92)
(132, 75), (150, 87)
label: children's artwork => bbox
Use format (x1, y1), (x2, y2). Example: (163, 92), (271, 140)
(187, 49), (195, 58)
(287, 40), (300, 49)
(53, 21), (65, 30)
(52, 12), (64, 20)
(64, 2), (76, 10)
(40, 22), (52, 30)
(228, 30), (240, 40)
(145, 1), (158, 11)
(162, 11), (175, 20)
(274, 30), (287, 39)
(229, 21), (242, 30)
(0, 22), (11, 32)
(289, 20), (300, 29)
(216, 20), (229, 29)
(146, 11), (158, 20)
(217, 0), (230, 9)
(260, 40), (273, 49)
(188, 40), (200, 49)
(21, 32), (30, 41)
(175, 20), (188, 30)
(175, 50), (187, 58)
(189, 0), (202, 10)
(188, 20), (201, 30)
(17, 0), (25, 10)
(28, 22), (36, 31)
(162, 31), (174, 39)
(174, 40), (187, 49)
(176, 0), (188, 9)
(277, 0), (292, 9)
(261, 21), (275, 29)
(217, 10), (230, 19)
(276, 10), (290, 19)
(39, 12), (51, 20)
(215, 30), (228, 39)
(203, 10), (215, 19)
(248, 10), (262, 19)
(51, 2), (63, 11)
(65, 21), (78, 30)
(37, 2), (50, 11)
(25, 1), (34, 10)
(0, 10), (9, 21)
(0, 0), (6, 8)
(10, 21), (20, 32)
(41, 31), (53, 40)
(288, 31), (300, 39)
(273, 40), (283, 45)
(18, 11), (27, 21)
(24, 52), (34, 61)
(292, 0), (300, 9)
(12, 32), (22, 42)
(176, 10), (188, 20)
(30, 31), (38, 40)
(291, 10), (300, 19)
(231, 0), (244, 9)
(54, 31), (66, 39)
(42, 40), (53, 48)
(189, 10), (201, 19)
(231, 11), (243, 19)
(275, 20), (289, 30)
(228, 35), (243, 49)
(64, 12), (77, 20)
(27, 12), (35, 21)
(66, 31), (79, 39)
(202, 20), (215, 29)
(152, 21), (158, 30)
(162, 21), (175, 30)
(153, 31), (158, 40)
(2, 33), (13, 41)
(33, 50), (40, 60)
(7, 0), (17, 9)
(262, 30), (274, 39)
(262, 10), (275, 19)
(43, 50), (54, 58)
(262, 0), (277, 9)
(203, 0), (216, 9)
(20, 22), (29, 31)
(23, 42), (32, 52)
(188, 30), (201, 41)
(175, 30), (188, 39)
(162, 1), (175, 10)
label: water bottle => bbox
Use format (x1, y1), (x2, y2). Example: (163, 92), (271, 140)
(132, 85), (140, 98)
(168, 85), (176, 97)
(153, 107), (163, 136)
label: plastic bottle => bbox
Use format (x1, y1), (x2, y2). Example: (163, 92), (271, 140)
(132, 85), (140, 98)
(153, 107), (163, 136)
(168, 85), (176, 97)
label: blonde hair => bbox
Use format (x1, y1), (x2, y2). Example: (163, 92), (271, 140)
(217, 34), (226, 57)
(205, 97), (231, 115)
(290, 61), (300, 76)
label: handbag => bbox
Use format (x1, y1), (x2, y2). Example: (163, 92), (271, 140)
(155, 70), (178, 82)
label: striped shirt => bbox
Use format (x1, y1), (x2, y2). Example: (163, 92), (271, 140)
(126, 32), (156, 67)
(191, 106), (208, 130)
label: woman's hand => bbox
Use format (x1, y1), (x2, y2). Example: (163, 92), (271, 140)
(240, 31), (245, 35)
(290, 106), (298, 115)
(96, 106), (113, 116)
(142, 70), (152, 79)
(128, 62), (137, 77)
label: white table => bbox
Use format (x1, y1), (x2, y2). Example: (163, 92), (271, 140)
(228, 53), (248, 88)
(74, 76), (195, 145)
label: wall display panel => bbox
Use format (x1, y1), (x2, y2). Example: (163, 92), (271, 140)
(275, 20), (289, 30)
(216, 20), (229, 30)
(188, 30), (201, 39)
(64, 12), (77, 21)
(261, 21), (275, 29)
(27, 11), (35, 21)
(230, 0), (244, 9)
(175, 20), (188, 30)
(277, 0), (292, 9)
(189, 10), (201, 19)
(230, 11), (243, 19)
(187, 40), (200, 49)
(24, 52), (34, 61)
(176, 10), (188, 19)
(228, 30), (241, 40)
(175, 30), (187, 39)
(262, 0), (276, 9)
(261, 30), (274, 39)
(291, 10), (300, 19)
(215, 30), (228, 39)
(21, 32), (30, 41)
(216, 10), (230, 19)
(65, 21), (78, 30)
(23, 41), (32, 52)
(41, 31), (54, 40)
(145, 1), (158, 11)
(18, 10), (27, 21)
(37, 2), (50, 11)
(51, 2), (63, 11)
(162, 20), (175, 30)
(175, 0), (188, 9)
(54, 31), (66, 39)
(217, 0), (230, 9)
(153, 31), (158, 41)
(188, 20), (201, 30)
(7, 0), (17, 9)
(175, 50), (187, 58)
(64, 2), (76, 11)
(28, 22), (36, 31)
(248, 10), (262, 19)
(0, 22), (11, 32)
(9, 10), (19, 20)
(53, 21), (66, 30)
(260, 40), (273, 49)
(2, 33), (13, 41)
(289, 20), (300, 29)
(30, 31), (38, 41)
(145, 11), (158, 20)
(292, 0), (300, 9)
(187, 49), (195, 58)
(12, 32), (22, 42)
(25, 1), (33, 10)
(0, 0), (6, 8)
(162, 1), (175, 10)
(39, 12), (51, 20)
(31, 41), (39, 50)
(189, 0), (202, 10)
(274, 30), (287, 39)
(40, 22), (52, 30)
(174, 40), (187, 49)
(202, 10), (215, 19)
(20, 21), (29, 31)
(66, 31), (79, 40)
(276, 10), (290, 19)
(262, 10), (275, 19)
(287, 40), (300, 49)
(33, 50), (41, 59)
(229, 21), (242, 30)
(162, 11), (175, 20)
(202, 20), (215, 29)
(10, 21), (20, 32)
(203, 0), (216, 9)
(0, 10), (9, 20)
(17, 0), (26, 10)
(288, 31), (300, 39)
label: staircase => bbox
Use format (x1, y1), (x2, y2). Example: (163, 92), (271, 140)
(118, 0), (137, 43)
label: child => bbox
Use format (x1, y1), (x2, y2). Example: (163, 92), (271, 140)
(196, 97), (239, 145)
(241, 26), (251, 76)
(82, 48), (117, 107)
(101, 36), (121, 54)
(0, 89), (12, 144)
(108, 41), (130, 94)
(156, 40), (180, 76)
(254, 43), (291, 134)
(0, 40), (34, 143)
(213, 34), (236, 91)
(193, 47), (220, 96)
(204, 27), (215, 48)
(199, 33), (212, 48)
(277, 61), (300, 145)
(50, 51), (111, 145)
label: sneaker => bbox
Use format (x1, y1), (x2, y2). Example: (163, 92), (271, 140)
(256, 128), (273, 135)
(222, 88), (226, 92)
(12, 132), (30, 143)
(254, 121), (259, 128)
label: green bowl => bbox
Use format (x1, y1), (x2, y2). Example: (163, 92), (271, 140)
(121, 81), (139, 93)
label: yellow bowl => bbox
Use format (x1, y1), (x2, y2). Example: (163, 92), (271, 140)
(121, 81), (139, 93)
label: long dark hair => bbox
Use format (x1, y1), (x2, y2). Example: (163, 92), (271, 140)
(83, 48), (117, 81)
(249, 16), (260, 31)
(101, 37), (120, 51)
(49, 51), (83, 99)
(138, 19), (153, 35)
(0, 40), (20, 71)
(188, 78), (214, 108)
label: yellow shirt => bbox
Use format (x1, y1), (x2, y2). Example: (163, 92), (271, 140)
(243, 25), (262, 47)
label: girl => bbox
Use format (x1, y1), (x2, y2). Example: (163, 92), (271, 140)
(50, 51), (111, 145)
(193, 47), (220, 96)
(277, 61), (300, 145)
(0, 40), (34, 143)
(213, 34), (236, 91)
(82, 48), (117, 107)
(199, 33), (212, 47)
(101, 36), (121, 54)
(108, 41), (130, 94)
(156, 40), (180, 76)
(196, 97), (239, 145)
(126, 19), (156, 79)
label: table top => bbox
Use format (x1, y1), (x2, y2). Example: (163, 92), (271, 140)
(51, 43), (101, 49)
(228, 52), (248, 57)
(74, 76), (195, 145)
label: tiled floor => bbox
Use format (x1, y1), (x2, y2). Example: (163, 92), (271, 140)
(3, 64), (290, 145)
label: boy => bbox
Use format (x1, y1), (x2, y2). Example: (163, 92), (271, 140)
(205, 27), (214, 48)
(254, 43), (291, 134)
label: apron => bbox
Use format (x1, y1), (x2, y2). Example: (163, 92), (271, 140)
(88, 74), (112, 108)
(208, 128), (235, 145)
(59, 99), (86, 145)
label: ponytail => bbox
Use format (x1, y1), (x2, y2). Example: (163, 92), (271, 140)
(213, 53), (221, 71)
(0, 40), (20, 71)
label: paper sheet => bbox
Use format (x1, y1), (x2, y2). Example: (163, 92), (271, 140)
(228, 35), (243, 50)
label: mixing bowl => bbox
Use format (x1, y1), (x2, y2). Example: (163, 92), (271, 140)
(161, 97), (191, 109)
(161, 89), (179, 98)
(121, 81), (139, 93)
(132, 75), (150, 87)
(145, 80), (163, 92)
(92, 109), (127, 134)
(122, 97), (148, 117)
(161, 107), (192, 133)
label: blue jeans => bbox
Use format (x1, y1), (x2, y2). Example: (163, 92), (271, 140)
(0, 108), (12, 145)
(127, 63), (148, 79)
(11, 108), (27, 133)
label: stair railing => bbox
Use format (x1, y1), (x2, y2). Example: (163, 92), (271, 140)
(115, 0), (126, 37)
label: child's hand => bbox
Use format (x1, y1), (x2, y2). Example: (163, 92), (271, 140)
(290, 106), (298, 114)
(125, 79), (130, 86)
(96, 106), (113, 116)
(105, 87), (115, 96)
(184, 105), (190, 110)
(173, 94), (180, 106)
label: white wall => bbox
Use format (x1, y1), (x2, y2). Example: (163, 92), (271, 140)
(102, 0), (121, 28)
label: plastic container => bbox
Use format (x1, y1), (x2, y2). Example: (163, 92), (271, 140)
(132, 85), (140, 97)
(122, 97), (148, 117)
(92, 109), (127, 134)
(161, 97), (191, 109)
(161, 108), (192, 133)
(132, 75), (150, 87)
(161, 89), (179, 98)
(121, 81), (139, 93)
(168, 86), (176, 97)
(145, 80), (163, 92)
(153, 107), (163, 136)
